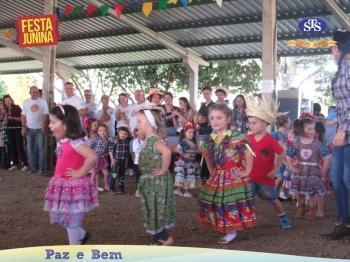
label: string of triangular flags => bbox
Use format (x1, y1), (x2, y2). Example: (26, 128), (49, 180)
(56, 0), (224, 18)
(0, 0), (224, 38)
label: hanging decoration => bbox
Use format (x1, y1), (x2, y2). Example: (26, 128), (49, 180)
(55, 7), (62, 18)
(142, 2), (153, 17)
(2, 29), (12, 38)
(215, 0), (223, 7)
(181, 0), (189, 7)
(73, 5), (84, 14)
(131, 1), (142, 11)
(168, 0), (178, 4)
(17, 14), (59, 48)
(114, 4), (124, 18)
(58, 0), (223, 19)
(100, 4), (109, 16)
(64, 4), (73, 15)
(158, 0), (168, 10)
(87, 5), (97, 16)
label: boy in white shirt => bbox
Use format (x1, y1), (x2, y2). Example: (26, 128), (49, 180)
(130, 128), (146, 197)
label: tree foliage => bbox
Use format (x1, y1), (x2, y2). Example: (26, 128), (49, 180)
(71, 59), (262, 104)
(0, 80), (7, 98)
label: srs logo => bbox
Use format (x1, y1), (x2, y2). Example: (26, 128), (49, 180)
(298, 18), (327, 33)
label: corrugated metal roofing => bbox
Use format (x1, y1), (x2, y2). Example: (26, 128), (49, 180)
(0, 0), (347, 74)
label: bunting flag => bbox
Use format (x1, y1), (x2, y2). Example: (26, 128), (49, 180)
(100, 4), (109, 16)
(168, 0), (178, 4)
(215, 0), (223, 7)
(3, 29), (12, 38)
(87, 5), (97, 16)
(131, 1), (141, 11)
(73, 5), (84, 14)
(142, 2), (153, 17)
(114, 4), (124, 18)
(64, 4), (73, 15)
(56, 7), (62, 18)
(158, 0), (168, 10)
(181, 0), (189, 6)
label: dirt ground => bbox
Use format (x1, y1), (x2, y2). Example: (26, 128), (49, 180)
(0, 169), (349, 259)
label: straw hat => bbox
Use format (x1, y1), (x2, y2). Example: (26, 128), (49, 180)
(148, 88), (163, 98)
(246, 96), (278, 124)
(215, 86), (230, 97)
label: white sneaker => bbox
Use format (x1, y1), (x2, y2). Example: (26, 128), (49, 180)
(8, 166), (17, 171)
(128, 169), (135, 177)
(183, 192), (193, 198)
(135, 190), (140, 198)
(174, 189), (183, 196)
(97, 187), (104, 192)
(21, 166), (29, 172)
(279, 191), (288, 200)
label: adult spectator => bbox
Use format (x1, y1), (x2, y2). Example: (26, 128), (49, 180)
(38, 89), (43, 99)
(84, 89), (98, 118)
(62, 82), (86, 116)
(162, 92), (181, 136)
(173, 97), (196, 132)
(232, 94), (248, 134)
(21, 86), (49, 174)
(198, 86), (215, 120)
(324, 30), (350, 240)
(128, 90), (146, 133)
(148, 88), (166, 139)
(3, 95), (28, 171)
(148, 88), (163, 106)
(215, 87), (229, 105)
(96, 95), (115, 137)
(115, 93), (131, 129)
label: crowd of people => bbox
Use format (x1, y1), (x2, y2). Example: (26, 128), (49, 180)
(1, 30), (350, 247)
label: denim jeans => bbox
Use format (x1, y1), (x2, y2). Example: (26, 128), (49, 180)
(26, 128), (44, 171)
(330, 145), (350, 222)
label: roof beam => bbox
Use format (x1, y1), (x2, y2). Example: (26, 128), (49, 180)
(87, 0), (208, 66)
(0, 35), (81, 75)
(0, 31), (334, 63)
(0, 48), (331, 75)
(323, 0), (350, 31)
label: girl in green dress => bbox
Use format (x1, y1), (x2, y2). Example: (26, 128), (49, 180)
(136, 104), (175, 245)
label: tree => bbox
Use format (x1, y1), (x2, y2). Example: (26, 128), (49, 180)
(0, 80), (7, 98)
(71, 59), (262, 105)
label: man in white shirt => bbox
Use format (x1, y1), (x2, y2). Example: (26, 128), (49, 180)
(96, 95), (116, 137)
(84, 89), (98, 118)
(62, 82), (86, 116)
(21, 86), (49, 174)
(128, 90), (146, 133)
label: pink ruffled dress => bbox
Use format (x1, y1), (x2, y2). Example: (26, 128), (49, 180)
(44, 138), (98, 228)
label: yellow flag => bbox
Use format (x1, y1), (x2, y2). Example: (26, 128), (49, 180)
(142, 2), (153, 17)
(3, 29), (12, 38)
(168, 0), (178, 4)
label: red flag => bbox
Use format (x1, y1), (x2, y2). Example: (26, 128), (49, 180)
(87, 5), (97, 16)
(114, 4), (124, 18)
(64, 4), (73, 15)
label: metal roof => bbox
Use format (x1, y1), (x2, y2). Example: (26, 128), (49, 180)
(0, 0), (348, 74)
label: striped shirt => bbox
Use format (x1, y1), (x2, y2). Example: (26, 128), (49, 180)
(331, 59), (350, 144)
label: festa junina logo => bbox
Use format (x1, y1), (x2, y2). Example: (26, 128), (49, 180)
(288, 17), (336, 49)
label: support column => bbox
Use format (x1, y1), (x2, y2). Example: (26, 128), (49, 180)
(184, 58), (199, 110)
(261, 0), (277, 105)
(42, 0), (57, 173)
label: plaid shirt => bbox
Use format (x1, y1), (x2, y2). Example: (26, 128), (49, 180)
(0, 120), (8, 150)
(90, 136), (109, 157)
(331, 60), (350, 144)
(108, 137), (130, 161)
